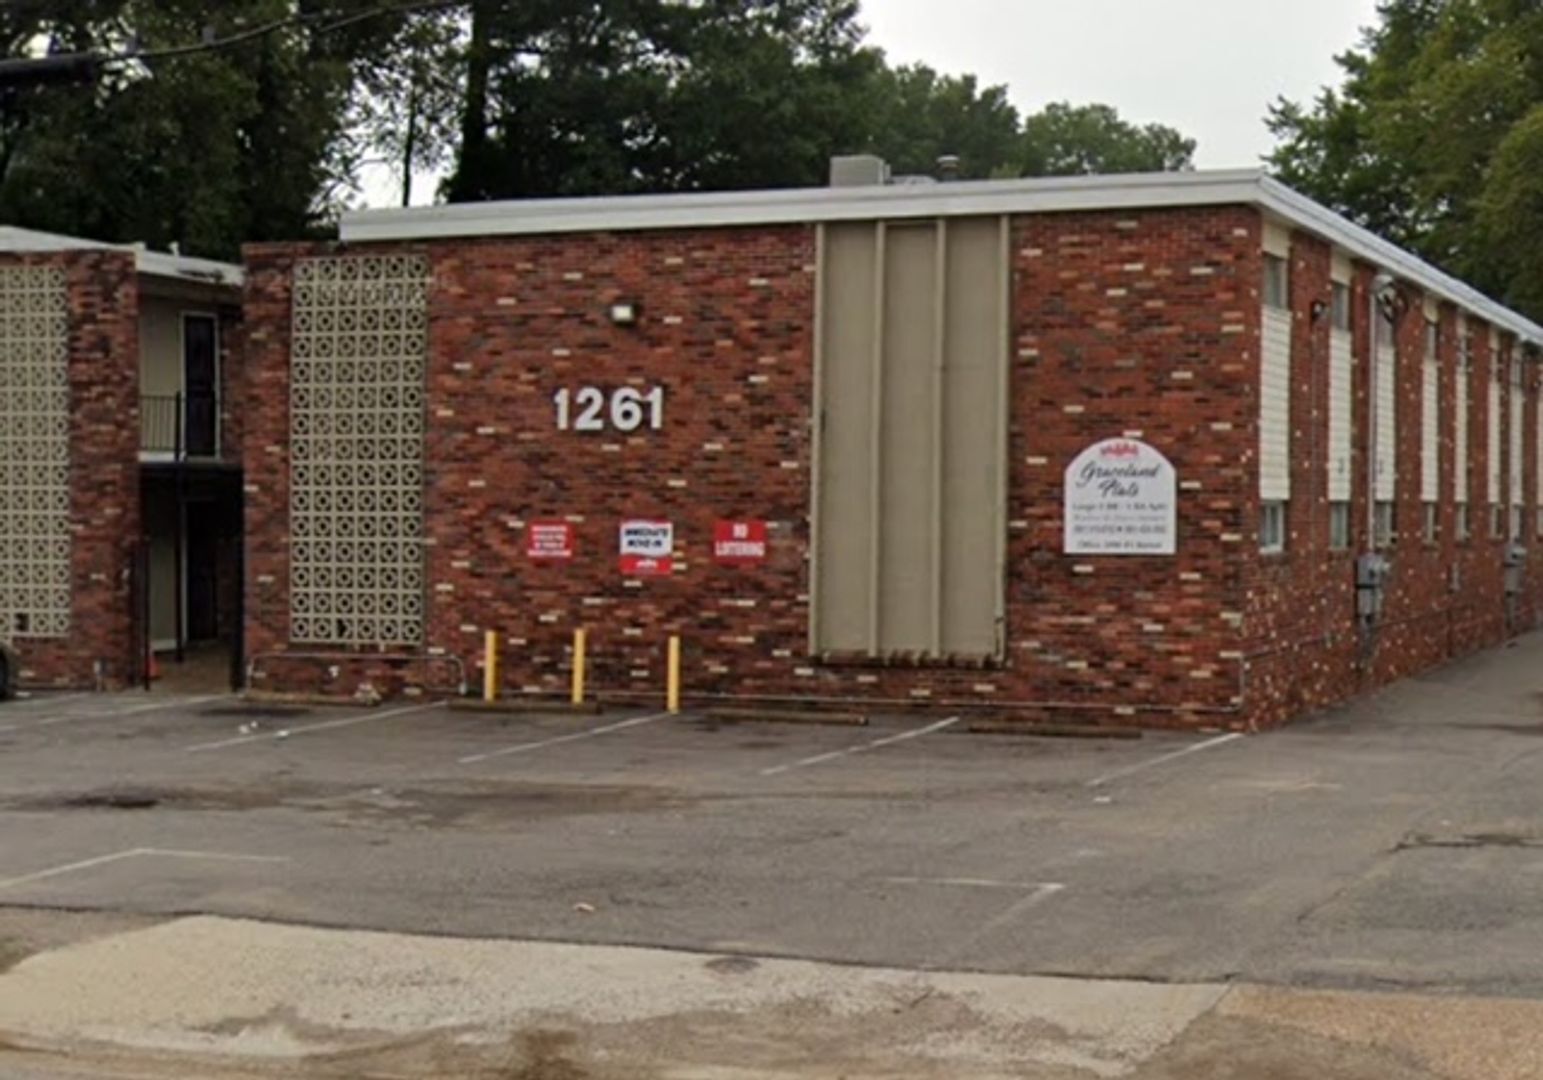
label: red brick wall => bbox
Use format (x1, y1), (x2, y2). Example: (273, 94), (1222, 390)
(243, 211), (1261, 725)
(239, 206), (1539, 727)
(1242, 229), (1533, 727)
(7, 250), (143, 689)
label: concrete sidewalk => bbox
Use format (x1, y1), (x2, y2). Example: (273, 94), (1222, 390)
(1, 913), (1541, 1079)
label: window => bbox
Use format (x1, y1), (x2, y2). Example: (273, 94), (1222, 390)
(1263, 254), (1289, 310)
(1491, 504), (1505, 539)
(1260, 501), (1286, 553)
(1457, 503), (1471, 542)
(1423, 503), (1438, 544)
(1375, 501), (1396, 548)
(1512, 504), (1524, 542)
(1329, 501), (1351, 551)
(1330, 281), (1352, 331)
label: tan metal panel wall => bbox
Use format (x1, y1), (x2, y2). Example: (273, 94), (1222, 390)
(940, 217), (1007, 656)
(813, 223), (879, 653)
(814, 216), (1007, 659)
(877, 223), (940, 652)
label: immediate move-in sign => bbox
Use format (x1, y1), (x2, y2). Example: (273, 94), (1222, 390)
(1063, 438), (1177, 555)
(619, 519), (674, 576)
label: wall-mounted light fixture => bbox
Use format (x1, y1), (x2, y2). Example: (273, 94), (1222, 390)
(609, 301), (640, 326)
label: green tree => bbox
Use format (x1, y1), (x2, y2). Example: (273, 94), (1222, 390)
(1266, 0), (1543, 318)
(860, 64), (1021, 179)
(1017, 102), (1196, 176)
(443, 0), (882, 200)
(0, 1), (390, 259)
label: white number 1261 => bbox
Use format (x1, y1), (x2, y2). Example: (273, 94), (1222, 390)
(553, 386), (665, 432)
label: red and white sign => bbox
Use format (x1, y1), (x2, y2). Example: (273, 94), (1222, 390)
(527, 521), (575, 560)
(713, 520), (767, 565)
(619, 519), (674, 576)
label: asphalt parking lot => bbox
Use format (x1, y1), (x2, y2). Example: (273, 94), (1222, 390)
(3, 634), (1543, 998)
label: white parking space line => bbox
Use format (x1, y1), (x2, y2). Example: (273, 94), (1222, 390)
(882, 876), (1058, 891)
(1085, 731), (1245, 789)
(759, 716), (963, 777)
(929, 882), (1067, 969)
(184, 701), (440, 753)
(4, 692), (90, 710)
(0, 848), (289, 891)
(458, 711), (673, 765)
(0, 694), (234, 733)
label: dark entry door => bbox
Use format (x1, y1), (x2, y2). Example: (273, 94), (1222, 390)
(183, 314), (218, 457)
(186, 506), (220, 642)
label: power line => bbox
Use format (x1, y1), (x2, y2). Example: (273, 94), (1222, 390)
(0, 1), (467, 86)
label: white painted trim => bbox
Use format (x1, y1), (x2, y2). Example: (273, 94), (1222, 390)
(340, 169), (1543, 347)
(343, 169), (1268, 243)
(0, 226), (242, 287)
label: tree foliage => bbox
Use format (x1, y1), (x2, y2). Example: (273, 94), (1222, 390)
(0, 1), (1201, 255)
(435, 4), (1197, 201)
(1019, 102), (1196, 177)
(0, 0), (404, 258)
(1266, 0), (1543, 319)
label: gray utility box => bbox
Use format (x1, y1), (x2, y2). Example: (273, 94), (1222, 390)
(1356, 553), (1392, 620)
(1505, 545), (1528, 595)
(0, 643), (16, 701)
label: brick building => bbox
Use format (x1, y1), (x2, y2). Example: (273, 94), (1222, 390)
(0, 229), (244, 690)
(239, 166), (1543, 728)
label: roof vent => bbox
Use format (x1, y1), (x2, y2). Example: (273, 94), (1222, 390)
(936, 154), (961, 182)
(829, 155), (890, 188)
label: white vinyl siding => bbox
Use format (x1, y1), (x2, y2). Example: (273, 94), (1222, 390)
(1260, 307), (1292, 500)
(1456, 331), (1470, 506)
(1421, 346), (1439, 503)
(1328, 328), (1353, 501)
(1537, 378), (1543, 506)
(1375, 340), (1397, 501)
(1509, 355), (1524, 509)
(1489, 361), (1502, 506)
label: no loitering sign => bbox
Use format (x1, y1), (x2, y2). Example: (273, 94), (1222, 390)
(713, 520), (767, 565)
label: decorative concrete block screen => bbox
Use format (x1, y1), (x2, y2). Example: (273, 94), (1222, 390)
(0, 266), (71, 640)
(289, 254), (429, 646)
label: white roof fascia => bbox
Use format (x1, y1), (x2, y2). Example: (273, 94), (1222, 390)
(133, 248), (244, 289)
(340, 168), (1543, 349)
(1254, 177), (1543, 347)
(0, 226), (242, 289)
(341, 169), (1268, 242)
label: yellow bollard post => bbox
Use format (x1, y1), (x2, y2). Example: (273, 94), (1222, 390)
(483, 629), (499, 703)
(571, 628), (588, 707)
(666, 634), (682, 714)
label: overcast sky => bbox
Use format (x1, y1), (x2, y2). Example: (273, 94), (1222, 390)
(359, 0), (1381, 208)
(860, 0), (1382, 168)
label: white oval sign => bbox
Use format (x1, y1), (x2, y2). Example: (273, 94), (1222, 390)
(1063, 438), (1177, 555)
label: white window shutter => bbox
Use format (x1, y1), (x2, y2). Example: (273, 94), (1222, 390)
(1260, 308), (1292, 500)
(1455, 362), (1470, 504)
(1489, 370), (1502, 504)
(1328, 330), (1353, 501)
(1375, 344), (1397, 501)
(1421, 354), (1439, 502)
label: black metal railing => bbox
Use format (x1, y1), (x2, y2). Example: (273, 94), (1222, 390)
(140, 392), (219, 458)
